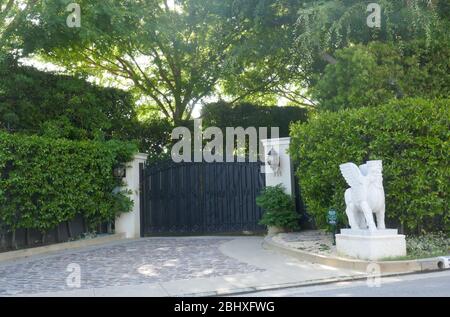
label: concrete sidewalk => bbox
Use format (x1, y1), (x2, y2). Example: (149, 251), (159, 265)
(12, 237), (365, 297)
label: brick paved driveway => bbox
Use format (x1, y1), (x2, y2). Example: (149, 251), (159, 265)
(0, 237), (263, 296)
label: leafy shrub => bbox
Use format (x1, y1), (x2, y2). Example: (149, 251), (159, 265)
(406, 233), (450, 258)
(202, 101), (309, 138)
(312, 40), (450, 112)
(0, 57), (136, 139)
(290, 98), (449, 233)
(0, 58), (173, 156)
(256, 185), (299, 230)
(0, 132), (137, 236)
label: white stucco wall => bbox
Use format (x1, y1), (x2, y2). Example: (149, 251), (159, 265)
(261, 137), (294, 195)
(115, 153), (148, 238)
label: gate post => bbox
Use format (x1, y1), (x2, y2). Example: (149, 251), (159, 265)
(261, 137), (294, 195)
(115, 153), (148, 238)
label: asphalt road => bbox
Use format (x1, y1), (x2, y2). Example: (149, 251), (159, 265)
(235, 270), (450, 297)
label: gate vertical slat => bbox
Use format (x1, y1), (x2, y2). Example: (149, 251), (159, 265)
(152, 169), (157, 231)
(175, 164), (181, 232)
(184, 163), (190, 232)
(237, 164), (242, 230)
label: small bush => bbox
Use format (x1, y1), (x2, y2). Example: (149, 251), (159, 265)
(406, 233), (449, 258)
(290, 98), (449, 233)
(256, 185), (299, 230)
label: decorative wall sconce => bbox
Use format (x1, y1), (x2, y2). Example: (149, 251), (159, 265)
(113, 164), (127, 178)
(266, 147), (281, 176)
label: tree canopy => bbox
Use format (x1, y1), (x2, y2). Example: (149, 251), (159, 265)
(2, 0), (450, 118)
(217, 0), (450, 106)
(0, 57), (172, 156)
(312, 39), (450, 111)
(23, 0), (281, 123)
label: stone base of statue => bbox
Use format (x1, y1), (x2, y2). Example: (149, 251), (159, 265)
(336, 229), (406, 261)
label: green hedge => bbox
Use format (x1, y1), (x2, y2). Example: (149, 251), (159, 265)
(0, 132), (137, 235)
(201, 101), (309, 137)
(290, 98), (449, 233)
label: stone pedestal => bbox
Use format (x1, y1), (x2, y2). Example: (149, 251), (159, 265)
(336, 229), (406, 261)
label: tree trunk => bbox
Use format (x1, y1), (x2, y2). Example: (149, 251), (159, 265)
(173, 101), (188, 126)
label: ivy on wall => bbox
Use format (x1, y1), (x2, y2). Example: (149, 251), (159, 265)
(0, 132), (137, 237)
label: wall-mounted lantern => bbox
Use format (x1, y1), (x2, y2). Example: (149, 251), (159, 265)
(266, 147), (281, 176)
(113, 164), (127, 179)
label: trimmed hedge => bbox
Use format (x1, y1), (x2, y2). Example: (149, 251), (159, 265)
(0, 132), (137, 238)
(201, 101), (309, 137)
(290, 98), (449, 233)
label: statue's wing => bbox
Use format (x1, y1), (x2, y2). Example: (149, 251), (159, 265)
(339, 163), (364, 188)
(359, 164), (368, 176)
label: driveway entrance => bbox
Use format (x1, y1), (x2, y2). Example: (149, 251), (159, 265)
(0, 237), (361, 296)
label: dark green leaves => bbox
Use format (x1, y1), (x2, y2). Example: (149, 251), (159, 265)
(290, 98), (449, 233)
(0, 132), (137, 234)
(256, 184), (299, 230)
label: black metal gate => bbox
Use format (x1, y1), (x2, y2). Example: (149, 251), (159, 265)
(139, 160), (266, 236)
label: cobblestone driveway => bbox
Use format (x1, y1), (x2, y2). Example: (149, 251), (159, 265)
(0, 238), (264, 296)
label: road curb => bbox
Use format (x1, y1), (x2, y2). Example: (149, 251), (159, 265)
(184, 270), (439, 297)
(263, 236), (441, 273)
(0, 233), (126, 263)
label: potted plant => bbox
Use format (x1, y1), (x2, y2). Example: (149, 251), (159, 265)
(256, 184), (300, 235)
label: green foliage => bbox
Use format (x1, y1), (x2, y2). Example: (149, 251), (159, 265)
(0, 0), (39, 56)
(219, 0), (311, 106)
(256, 185), (299, 230)
(133, 117), (173, 160)
(290, 98), (449, 233)
(201, 101), (309, 138)
(0, 132), (137, 234)
(221, 0), (449, 104)
(0, 57), (134, 137)
(26, 0), (276, 123)
(312, 41), (450, 111)
(0, 58), (173, 156)
(8, 1), (448, 114)
(406, 233), (449, 258)
(294, 0), (449, 78)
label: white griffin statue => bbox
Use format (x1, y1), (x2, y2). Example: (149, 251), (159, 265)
(339, 160), (385, 231)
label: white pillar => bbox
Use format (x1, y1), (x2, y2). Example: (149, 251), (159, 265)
(261, 137), (294, 195)
(115, 153), (148, 238)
